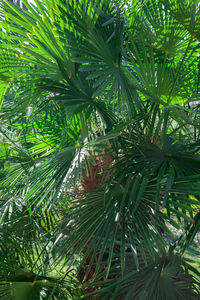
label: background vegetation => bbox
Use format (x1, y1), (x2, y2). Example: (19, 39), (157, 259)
(0, 0), (200, 299)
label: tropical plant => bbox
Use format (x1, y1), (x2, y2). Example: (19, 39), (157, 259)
(0, 0), (200, 299)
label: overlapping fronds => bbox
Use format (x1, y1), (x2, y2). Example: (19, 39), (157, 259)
(1, 0), (200, 299)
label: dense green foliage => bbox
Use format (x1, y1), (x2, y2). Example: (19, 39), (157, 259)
(1, 0), (200, 298)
